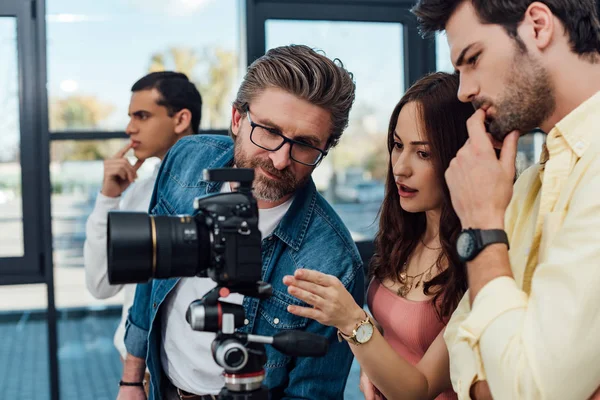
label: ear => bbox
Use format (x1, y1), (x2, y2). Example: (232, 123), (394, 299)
(174, 109), (193, 135)
(523, 2), (555, 51)
(231, 106), (243, 137)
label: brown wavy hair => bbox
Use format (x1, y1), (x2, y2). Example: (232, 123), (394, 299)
(370, 72), (473, 320)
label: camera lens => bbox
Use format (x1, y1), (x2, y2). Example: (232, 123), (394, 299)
(107, 212), (152, 284)
(107, 212), (210, 284)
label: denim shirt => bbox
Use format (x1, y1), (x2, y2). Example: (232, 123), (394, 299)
(124, 135), (365, 399)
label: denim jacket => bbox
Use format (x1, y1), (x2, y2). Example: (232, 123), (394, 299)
(124, 135), (365, 399)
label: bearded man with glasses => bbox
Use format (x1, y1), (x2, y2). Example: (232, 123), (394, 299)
(117, 44), (364, 400)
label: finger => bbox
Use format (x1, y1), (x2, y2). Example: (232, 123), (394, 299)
(283, 276), (329, 298)
(293, 269), (336, 288)
(500, 130), (520, 172)
(287, 304), (323, 321)
(119, 160), (138, 182)
(114, 141), (134, 158)
(363, 384), (376, 400)
(287, 285), (324, 308)
(489, 135), (504, 150)
(466, 109), (494, 153)
(132, 158), (145, 172)
(115, 169), (128, 182)
(113, 163), (135, 183)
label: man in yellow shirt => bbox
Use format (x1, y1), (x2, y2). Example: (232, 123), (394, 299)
(411, 0), (600, 399)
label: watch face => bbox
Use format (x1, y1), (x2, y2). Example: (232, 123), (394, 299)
(355, 322), (374, 344)
(457, 231), (476, 260)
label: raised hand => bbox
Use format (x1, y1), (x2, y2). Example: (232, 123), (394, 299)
(444, 109), (520, 230)
(283, 269), (365, 335)
(101, 142), (145, 198)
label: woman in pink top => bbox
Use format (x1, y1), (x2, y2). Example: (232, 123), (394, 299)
(284, 72), (481, 399)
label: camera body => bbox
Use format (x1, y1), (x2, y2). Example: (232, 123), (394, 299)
(107, 168), (263, 288)
(193, 168), (262, 288)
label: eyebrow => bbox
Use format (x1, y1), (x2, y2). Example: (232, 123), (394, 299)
(454, 42), (480, 71)
(394, 131), (429, 146)
(129, 110), (151, 117)
(256, 116), (322, 146)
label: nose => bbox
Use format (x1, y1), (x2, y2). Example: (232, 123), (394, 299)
(457, 74), (479, 104)
(269, 142), (293, 170)
(125, 118), (137, 135)
(392, 151), (412, 179)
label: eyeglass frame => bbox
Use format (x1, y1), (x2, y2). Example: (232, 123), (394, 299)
(244, 106), (329, 166)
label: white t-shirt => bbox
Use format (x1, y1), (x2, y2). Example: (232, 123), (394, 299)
(160, 183), (293, 395)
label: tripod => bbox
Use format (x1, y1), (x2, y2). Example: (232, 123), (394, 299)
(186, 283), (329, 399)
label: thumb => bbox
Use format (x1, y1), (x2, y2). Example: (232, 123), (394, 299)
(132, 158), (145, 172)
(364, 385), (376, 400)
(500, 131), (519, 173)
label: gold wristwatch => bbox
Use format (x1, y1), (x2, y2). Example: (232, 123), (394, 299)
(337, 311), (374, 345)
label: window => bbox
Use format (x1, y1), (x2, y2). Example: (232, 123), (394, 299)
(266, 20), (405, 240)
(50, 139), (159, 306)
(47, 0), (244, 132)
(436, 32), (454, 73)
(0, 17), (23, 257)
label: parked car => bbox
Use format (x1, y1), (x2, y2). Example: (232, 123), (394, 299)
(336, 180), (385, 204)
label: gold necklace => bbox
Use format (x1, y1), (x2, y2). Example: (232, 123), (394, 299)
(397, 262), (436, 298)
(421, 236), (442, 251)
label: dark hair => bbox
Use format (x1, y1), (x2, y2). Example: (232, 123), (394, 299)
(232, 45), (356, 148)
(131, 71), (203, 134)
(412, 0), (600, 58)
(370, 72), (473, 320)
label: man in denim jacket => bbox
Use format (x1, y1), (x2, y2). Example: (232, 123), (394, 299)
(117, 45), (365, 400)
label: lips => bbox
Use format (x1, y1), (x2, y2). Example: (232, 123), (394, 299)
(399, 184), (417, 193)
(131, 140), (141, 149)
(259, 166), (287, 181)
(397, 183), (418, 199)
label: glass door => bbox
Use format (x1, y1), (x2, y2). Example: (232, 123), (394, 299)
(0, 1), (56, 399)
(0, 0), (46, 284)
(246, 1), (435, 243)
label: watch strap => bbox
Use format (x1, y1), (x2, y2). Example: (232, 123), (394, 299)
(479, 229), (509, 250)
(337, 311), (371, 345)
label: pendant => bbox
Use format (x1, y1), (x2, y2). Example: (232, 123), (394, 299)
(399, 272), (407, 282)
(398, 284), (410, 297)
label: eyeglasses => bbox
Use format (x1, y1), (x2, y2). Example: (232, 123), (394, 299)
(245, 109), (328, 166)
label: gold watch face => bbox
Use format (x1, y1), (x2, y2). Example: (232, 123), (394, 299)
(355, 322), (374, 344)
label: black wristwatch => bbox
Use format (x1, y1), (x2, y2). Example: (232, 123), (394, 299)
(456, 228), (509, 262)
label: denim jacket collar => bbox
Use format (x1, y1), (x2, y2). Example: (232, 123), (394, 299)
(205, 146), (234, 193)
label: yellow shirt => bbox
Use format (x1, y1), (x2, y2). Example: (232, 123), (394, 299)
(444, 91), (600, 400)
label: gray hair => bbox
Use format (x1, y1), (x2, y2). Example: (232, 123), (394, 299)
(232, 45), (356, 148)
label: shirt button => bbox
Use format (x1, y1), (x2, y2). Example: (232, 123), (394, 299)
(244, 319), (249, 325)
(153, 303), (157, 308)
(273, 318), (280, 325)
(575, 141), (585, 151)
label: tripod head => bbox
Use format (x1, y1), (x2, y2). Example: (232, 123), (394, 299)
(186, 284), (329, 399)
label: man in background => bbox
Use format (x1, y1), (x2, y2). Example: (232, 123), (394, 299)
(84, 71), (202, 393)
